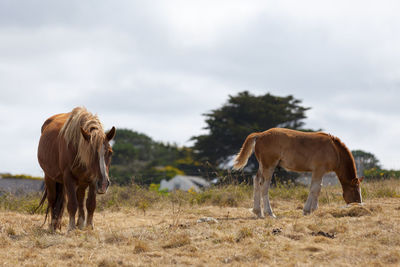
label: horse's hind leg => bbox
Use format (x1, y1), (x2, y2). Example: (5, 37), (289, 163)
(44, 176), (57, 232)
(86, 183), (96, 229)
(76, 184), (88, 230)
(261, 167), (276, 218)
(252, 170), (263, 218)
(303, 170), (324, 215)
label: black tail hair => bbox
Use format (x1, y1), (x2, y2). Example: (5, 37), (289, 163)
(33, 186), (49, 227)
(53, 182), (65, 230)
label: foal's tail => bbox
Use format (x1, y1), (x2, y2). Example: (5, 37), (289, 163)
(233, 132), (261, 170)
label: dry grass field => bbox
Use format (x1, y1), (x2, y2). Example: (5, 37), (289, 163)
(1, 179), (400, 266)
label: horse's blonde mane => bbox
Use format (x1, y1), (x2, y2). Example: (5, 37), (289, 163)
(60, 107), (105, 167)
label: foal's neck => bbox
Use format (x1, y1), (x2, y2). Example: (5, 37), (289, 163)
(333, 142), (357, 186)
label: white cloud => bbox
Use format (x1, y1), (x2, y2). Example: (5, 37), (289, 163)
(1, 0), (400, 175)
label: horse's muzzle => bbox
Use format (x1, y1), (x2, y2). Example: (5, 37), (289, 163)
(97, 179), (110, 194)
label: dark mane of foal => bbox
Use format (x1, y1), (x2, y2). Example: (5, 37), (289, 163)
(329, 135), (357, 183)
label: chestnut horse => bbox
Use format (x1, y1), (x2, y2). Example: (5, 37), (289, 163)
(233, 128), (363, 217)
(37, 107), (115, 231)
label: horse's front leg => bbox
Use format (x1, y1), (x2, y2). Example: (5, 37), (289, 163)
(64, 170), (78, 231)
(86, 183), (97, 229)
(76, 184), (88, 230)
(252, 171), (263, 218)
(303, 171), (324, 215)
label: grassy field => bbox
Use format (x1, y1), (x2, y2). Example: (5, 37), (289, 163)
(1, 179), (400, 266)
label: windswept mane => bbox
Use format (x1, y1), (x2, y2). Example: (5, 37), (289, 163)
(60, 107), (105, 167)
(330, 135), (357, 181)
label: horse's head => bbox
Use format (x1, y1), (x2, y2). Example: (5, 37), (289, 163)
(81, 126), (116, 194)
(343, 176), (363, 204)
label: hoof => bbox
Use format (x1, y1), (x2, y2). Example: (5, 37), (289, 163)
(48, 219), (58, 233)
(77, 218), (85, 230)
(250, 208), (263, 218)
(48, 225), (56, 233)
(86, 221), (94, 230)
(67, 224), (76, 232)
(303, 210), (312, 215)
(303, 207), (318, 215)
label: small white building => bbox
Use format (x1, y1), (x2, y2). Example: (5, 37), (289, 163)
(159, 175), (211, 192)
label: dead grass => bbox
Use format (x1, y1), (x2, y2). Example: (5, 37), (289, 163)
(330, 205), (372, 217)
(162, 232), (191, 249)
(1, 179), (400, 266)
(133, 239), (150, 253)
(235, 226), (253, 242)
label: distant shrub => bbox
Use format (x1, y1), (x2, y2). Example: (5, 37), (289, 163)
(0, 192), (45, 213)
(190, 184), (251, 207)
(364, 168), (400, 179)
(96, 185), (162, 212)
(319, 189), (343, 204)
(362, 179), (400, 199)
(2, 179), (400, 215)
(146, 166), (185, 184)
(0, 173), (43, 180)
(149, 183), (169, 196)
(374, 187), (399, 198)
(269, 180), (309, 202)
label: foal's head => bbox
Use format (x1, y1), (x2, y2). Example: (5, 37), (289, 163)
(343, 177), (363, 204)
(81, 126), (116, 194)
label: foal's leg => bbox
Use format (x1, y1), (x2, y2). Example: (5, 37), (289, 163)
(252, 170), (263, 218)
(261, 167), (276, 218)
(303, 170), (324, 215)
(86, 183), (96, 229)
(64, 170), (78, 231)
(76, 184), (88, 230)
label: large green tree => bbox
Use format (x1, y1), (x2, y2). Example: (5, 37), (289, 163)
(110, 129), (203, 185)
(351, 150), (381, 171)
(191, 91), (310, 169)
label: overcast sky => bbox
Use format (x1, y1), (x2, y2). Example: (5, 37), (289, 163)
(1, 0), (400, 176)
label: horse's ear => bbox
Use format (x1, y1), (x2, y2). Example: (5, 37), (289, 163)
(80, 127), (91, 142)
(351, 178), (358, 185)
(106, 126), (116, 141)
(359, 176), (364, 183)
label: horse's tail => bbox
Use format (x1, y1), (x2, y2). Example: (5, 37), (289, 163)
(33, 185), (50, 227)
(33, 185), (47, 214)
(51, 182), (66, 230)
(233, 132), (261, 170)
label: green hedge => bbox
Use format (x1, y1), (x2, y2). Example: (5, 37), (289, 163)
(364, 168), (400, 179)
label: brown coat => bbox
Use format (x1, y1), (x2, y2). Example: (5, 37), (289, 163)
(234, 128), (362, 216)
(37, 107), (115, 231)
